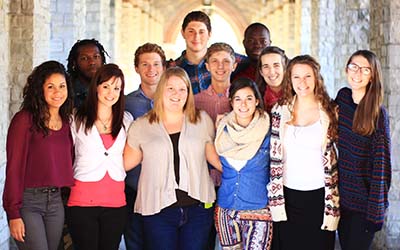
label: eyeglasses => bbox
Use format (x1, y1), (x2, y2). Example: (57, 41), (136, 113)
(347, 63), (371, 75)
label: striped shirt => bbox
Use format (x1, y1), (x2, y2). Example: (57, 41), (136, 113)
(335, 87), (391, 232)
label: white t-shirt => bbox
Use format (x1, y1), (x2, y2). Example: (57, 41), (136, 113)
(283, 120), (325, 191)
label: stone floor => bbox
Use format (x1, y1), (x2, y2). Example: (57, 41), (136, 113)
(118, 235), (343, 250)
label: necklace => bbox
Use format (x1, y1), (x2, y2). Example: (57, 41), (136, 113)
(97, 116), (112, 132)
(47, 118), (62, 130)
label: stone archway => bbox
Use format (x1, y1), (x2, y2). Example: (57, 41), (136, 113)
(163, 0), (248, 46)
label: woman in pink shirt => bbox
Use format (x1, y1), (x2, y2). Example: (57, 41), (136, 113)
(68, 64), (132, 250)
(3, 61), (74, 249)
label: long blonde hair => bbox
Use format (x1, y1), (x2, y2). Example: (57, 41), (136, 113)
(147, 67), (200, 124)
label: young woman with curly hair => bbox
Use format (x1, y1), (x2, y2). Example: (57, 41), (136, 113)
(268, 55), (340, 250)
(3, 61), (74, 249)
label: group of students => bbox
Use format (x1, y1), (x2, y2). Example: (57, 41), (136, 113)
(3, 9), (391, 250)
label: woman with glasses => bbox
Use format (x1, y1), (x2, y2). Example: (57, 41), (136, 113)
(268, 55), (340, 250)
(336, 50), (391, 250)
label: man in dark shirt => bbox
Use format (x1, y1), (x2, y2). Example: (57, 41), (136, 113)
(67, 39), (108, 108)
(233, 23), (271, 81)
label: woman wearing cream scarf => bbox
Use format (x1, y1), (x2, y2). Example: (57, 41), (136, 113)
(214, 78), (272, 250)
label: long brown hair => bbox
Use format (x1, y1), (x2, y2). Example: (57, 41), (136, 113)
(147, 67), (200, 124)
(280, 55), (338, 140)
(75, 63), (126, 138)
(346, 50), (383, 136)
(22, 60), (73, 136)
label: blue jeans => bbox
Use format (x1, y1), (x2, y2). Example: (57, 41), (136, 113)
(124, 187), (144, 250)
(143, 204), (213, 250)
(15, 187), (64, 250)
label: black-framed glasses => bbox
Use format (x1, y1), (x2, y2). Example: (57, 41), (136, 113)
(347, 63), (371, 75)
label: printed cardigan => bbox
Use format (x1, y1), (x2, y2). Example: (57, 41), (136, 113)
(267, 100), (340, 231)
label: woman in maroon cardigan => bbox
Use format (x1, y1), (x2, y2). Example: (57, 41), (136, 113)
(3, 61), (74, 249)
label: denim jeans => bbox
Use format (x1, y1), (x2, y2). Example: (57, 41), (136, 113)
(143, 204), (213, 250)
(15, 187), (64, 250)
(124, 187), (145, 250)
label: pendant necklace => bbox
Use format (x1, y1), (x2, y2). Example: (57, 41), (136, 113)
(98, 116), (111, 132)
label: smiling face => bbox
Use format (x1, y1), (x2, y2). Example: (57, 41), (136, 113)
(231, 87), (259, 127)
(181, 21), (211, 55)
(206, 51), (236, 84)
(43, 73), (68, 112)
(97, 76), (122, 108)
(291, 63), (316, 98)
(135, 52), (165, 87)
(162, 76), (189, 113)
(260, 53), (284, 92)
(346, 55), (372, 94)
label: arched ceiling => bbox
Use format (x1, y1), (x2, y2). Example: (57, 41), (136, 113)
(124, 0), (270, 43)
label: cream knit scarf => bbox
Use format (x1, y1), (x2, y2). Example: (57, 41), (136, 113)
(215, 110), (270, 160)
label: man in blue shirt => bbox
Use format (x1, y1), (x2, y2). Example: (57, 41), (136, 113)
(124, 43), (166, 250)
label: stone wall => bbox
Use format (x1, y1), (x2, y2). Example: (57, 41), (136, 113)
(0, 0), (398, 249)
(370, 0), (400, 249)
(0, 0), (10, 249)
(50, 0), (86, 65)
(333, 0), (370, 92)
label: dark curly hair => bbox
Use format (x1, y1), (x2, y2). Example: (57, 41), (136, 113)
(66, 39), (109, 79)
(21, 60), (73, 136)
(75, 63), (125, 139)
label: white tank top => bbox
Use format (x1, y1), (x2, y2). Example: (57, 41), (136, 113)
(283, 120), (325, 191)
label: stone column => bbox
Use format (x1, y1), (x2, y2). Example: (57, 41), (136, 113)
(0, 0), (10, 248)
(139, 0), (150, 43)
(115, 0), (142, 94)
(300, 0), (312, 54)
(283, 1), (296, 58)
(316, 0), (336, 96)
(85, 0), (113, 56)
(334, 0), (370, 91)
(370, 0), (400, 248)
(50, 0), (86, 65)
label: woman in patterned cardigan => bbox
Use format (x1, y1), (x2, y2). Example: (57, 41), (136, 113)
(267, 55), (340, 250)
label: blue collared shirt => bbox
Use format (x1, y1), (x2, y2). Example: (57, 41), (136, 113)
(125, 86), (154, 119)
(217, 132), (271, 210)
(124, 86), (154, 190)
